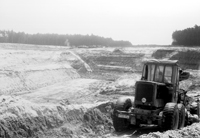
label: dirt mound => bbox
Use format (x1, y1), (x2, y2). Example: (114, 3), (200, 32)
(152, 49), (175, 59)
(170, 50), (200, 69)
(112, 48), (125, 54)
(0, 95), (113, 138)
(140, 123), (200, 138)
(151, 48), (200, 70)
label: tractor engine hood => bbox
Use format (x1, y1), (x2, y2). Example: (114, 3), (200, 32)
(134, 80), (166, 109)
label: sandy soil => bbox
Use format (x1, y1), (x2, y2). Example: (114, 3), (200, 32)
(1, 43), (200, 138)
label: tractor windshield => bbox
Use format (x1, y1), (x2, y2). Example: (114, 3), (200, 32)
(142, 64), (173, 83)
(164, 66), (173, 83)
(155, 65), (164, 82)
(142, 64), (155, 81)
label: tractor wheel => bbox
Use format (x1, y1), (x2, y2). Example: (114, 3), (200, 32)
(112, 97), (134, 132)
(177, 104), (185, 129)
(162, 103), (179, 130)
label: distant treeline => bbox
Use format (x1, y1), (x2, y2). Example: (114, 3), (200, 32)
(172, 25), (200, 46)
(0, 30), (132, 47)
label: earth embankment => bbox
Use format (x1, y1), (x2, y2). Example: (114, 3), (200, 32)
(1, 44), (200, 138)
(0, 96), (113, 138)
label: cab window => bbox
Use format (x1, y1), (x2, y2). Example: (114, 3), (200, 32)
(155, 65), (164, 82)
(142, 65), (147, 80)
(142, 64), (155, 81)
(148, 64), (155, 81)
(164, 66), (172, 83)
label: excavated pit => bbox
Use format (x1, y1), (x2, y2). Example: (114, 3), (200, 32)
(1, 44), (200, 138)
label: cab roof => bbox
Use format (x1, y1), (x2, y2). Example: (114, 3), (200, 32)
(143, 59), (178, 65)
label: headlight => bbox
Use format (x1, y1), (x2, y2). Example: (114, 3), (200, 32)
(142, 98), (146, 103)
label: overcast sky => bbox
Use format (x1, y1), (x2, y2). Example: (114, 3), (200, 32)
(1, 0), (200, 45)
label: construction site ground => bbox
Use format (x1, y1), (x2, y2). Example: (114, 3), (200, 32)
(1, 43), (200, 138)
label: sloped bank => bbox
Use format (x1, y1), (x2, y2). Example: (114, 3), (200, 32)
(152, 48), (200, 70)
(0, 66), (79, 95)
(170, 50), (200, 69)
(0, 96), (113, 138)
(0, 48), (82, 95)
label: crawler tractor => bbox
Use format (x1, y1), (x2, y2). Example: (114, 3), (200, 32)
(112, 59), (200, 131)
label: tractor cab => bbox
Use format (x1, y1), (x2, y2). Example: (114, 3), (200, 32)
(134, 59), (189, 109)
(141, 59), (189, 84)
(141, 59), (177, 85)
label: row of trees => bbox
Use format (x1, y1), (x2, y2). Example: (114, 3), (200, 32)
(0, 30), (132, 47)
(172, 25), (200, 46)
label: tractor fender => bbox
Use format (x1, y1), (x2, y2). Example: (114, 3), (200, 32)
(115, 96), (135, 109)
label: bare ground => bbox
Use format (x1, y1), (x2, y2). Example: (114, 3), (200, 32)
(0, 43), (200, 138)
